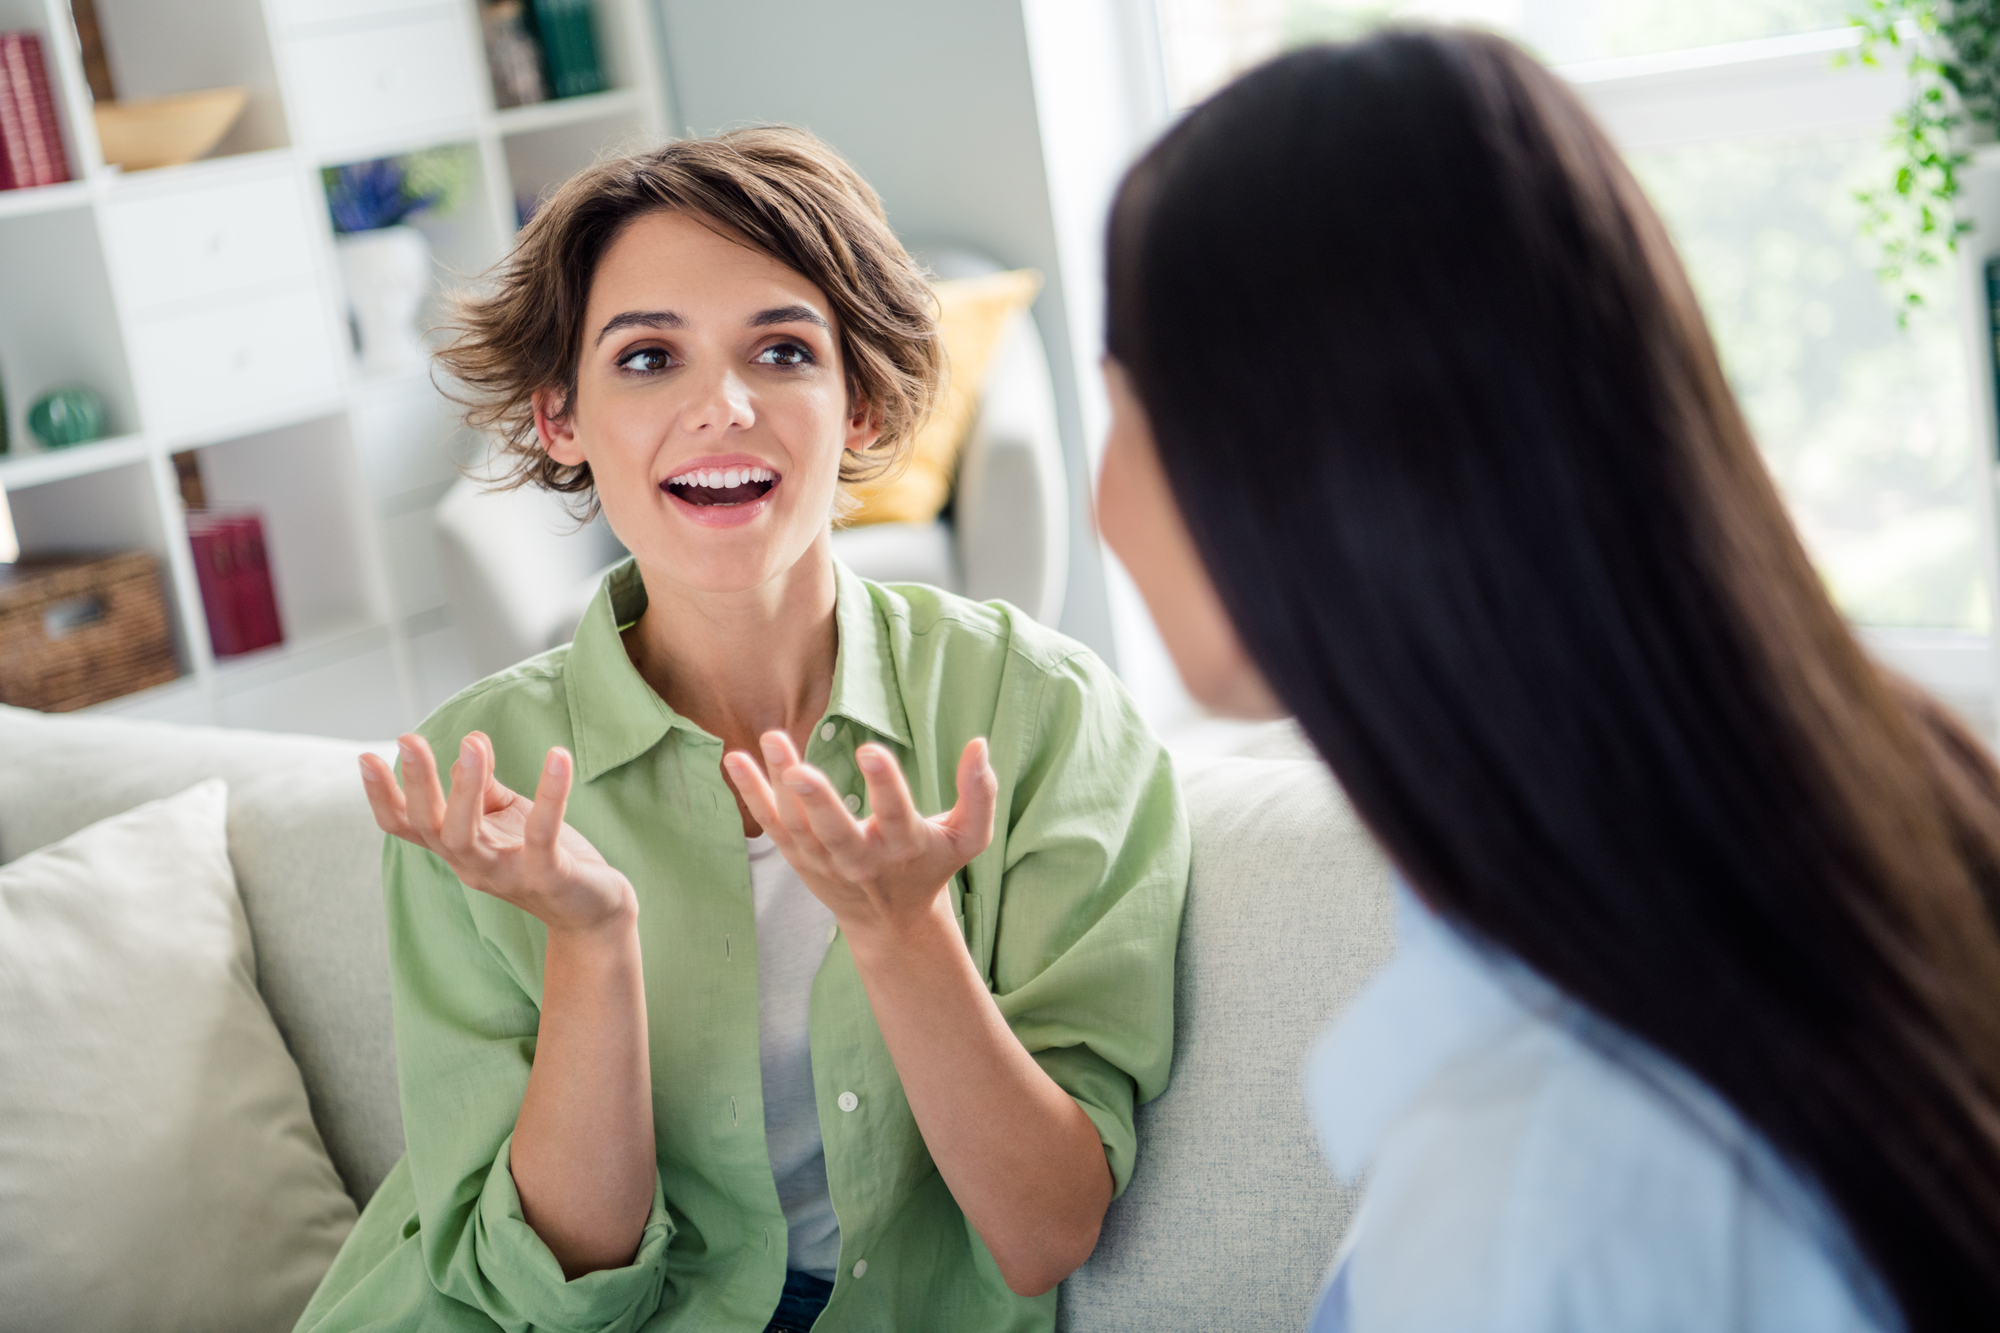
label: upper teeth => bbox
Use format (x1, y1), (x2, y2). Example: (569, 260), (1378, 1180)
(671, 466), (775, 488)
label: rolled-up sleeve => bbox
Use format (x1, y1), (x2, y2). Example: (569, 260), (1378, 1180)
(383, 830), (675, 1332)
(985, 650), (1190, 1197)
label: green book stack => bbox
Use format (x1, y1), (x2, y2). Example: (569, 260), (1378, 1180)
(528, 0), (607, 100)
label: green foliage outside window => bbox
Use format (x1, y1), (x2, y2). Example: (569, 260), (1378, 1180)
(1845, 0), (2000, 319)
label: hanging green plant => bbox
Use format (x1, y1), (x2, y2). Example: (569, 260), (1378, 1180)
(1847, 0), (2000, 320)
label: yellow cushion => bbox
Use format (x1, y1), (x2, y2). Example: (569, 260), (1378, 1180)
(845, 268), (1044, 527)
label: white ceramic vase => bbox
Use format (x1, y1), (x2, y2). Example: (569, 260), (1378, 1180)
(337, 225), (432, 376)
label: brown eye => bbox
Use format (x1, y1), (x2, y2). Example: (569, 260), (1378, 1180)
(756, 341), (812, 368)
(617, 348), (671, 373)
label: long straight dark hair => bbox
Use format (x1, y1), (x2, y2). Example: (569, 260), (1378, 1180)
(1107, 27), (2000, 1327)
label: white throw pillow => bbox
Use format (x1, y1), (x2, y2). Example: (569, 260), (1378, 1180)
(0, 779), (358, 1332)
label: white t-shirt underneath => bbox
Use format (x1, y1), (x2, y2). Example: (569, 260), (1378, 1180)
(746, 834), (842, 1279)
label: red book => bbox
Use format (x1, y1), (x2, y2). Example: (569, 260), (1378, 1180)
(0, 32), (69, 190)
(187, 515), (245, 657)
(226, 515), (283, 653)
(0, 40), (30, 191)
(188, 512), (283, 657)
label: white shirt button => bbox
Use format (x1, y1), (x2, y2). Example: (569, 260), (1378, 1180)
(843, 792), (861, 814)
(837, 1091), (859, 1113)
(819, 721), (837, 741)
(852, 1259), (868, 1279)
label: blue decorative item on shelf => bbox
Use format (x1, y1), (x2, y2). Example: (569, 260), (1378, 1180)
(27, 386), (107, 449)
(321, 147), (470, 234)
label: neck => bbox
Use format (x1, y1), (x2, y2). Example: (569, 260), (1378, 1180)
(623, 536), (840, 762)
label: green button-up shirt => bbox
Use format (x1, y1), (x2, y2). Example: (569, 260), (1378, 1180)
(298, 560), (1189, 1333)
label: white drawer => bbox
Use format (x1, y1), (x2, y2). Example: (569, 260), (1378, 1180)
(282, 12), (479, 148)
(131, 286), (342, 439)
(102, 174), (319, 315)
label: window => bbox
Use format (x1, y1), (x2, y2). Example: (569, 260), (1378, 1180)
(1155, 1), (1992, 638)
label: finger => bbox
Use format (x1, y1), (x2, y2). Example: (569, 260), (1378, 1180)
(760, 731), (864, 855)
(358, 752), (416, 839)
(440, 733), (495, 863)
(523, 746), (573, 858)
(939, 737), (999, 856)
(855, 743), (923, 844)
(396, 734), (449, 839)
(724, 750), (786, 839)
(467, 732), (530, 819)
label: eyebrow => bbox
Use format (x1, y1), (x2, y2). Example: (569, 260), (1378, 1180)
(748, 304), (829, 330)
(594, 304), (830, 346)
(595, 310), (684, 345)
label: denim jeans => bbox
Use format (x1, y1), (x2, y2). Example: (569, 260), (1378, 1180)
(763, 1269), (835, 1332)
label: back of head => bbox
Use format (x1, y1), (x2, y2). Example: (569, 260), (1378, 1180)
(1108, 26), (2000, 1326)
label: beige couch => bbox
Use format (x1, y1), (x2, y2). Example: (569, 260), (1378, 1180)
(0, 702), (1393, 1331)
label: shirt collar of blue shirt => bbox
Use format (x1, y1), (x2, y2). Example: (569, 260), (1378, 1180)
(1307, 882), (1566, 1182)
(562, 556), (913, 783)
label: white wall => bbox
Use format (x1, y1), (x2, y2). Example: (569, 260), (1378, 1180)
(655, 0), (1160, 664)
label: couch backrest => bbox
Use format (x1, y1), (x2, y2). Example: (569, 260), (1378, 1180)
(0, 707), (1396, 1330)
(0, 704), (404, 1203)
(1058, 755), (1394, 1332)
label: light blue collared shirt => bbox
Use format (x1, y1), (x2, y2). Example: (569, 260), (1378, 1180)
(1305, 886), (1898, 1333)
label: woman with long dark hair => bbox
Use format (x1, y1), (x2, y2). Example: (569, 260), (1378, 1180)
(1097, 26), (2000, 1331)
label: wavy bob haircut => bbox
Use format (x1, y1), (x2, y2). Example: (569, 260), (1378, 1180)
(434, 127), (944, 514)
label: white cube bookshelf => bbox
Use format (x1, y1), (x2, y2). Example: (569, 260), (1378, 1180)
(0, 0), (669, 739)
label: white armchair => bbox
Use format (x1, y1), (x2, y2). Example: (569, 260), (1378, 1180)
(434, 244), (1068, 680)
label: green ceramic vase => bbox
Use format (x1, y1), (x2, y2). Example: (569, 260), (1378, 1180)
(28, 386), (106, 449)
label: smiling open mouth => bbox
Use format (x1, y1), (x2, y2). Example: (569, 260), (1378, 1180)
(664, 466), (778, 507)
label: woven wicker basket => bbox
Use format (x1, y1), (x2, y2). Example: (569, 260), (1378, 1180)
(0, 552), (181, 712)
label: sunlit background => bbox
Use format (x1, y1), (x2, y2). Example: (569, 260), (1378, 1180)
(1158, 0), (1989, 634)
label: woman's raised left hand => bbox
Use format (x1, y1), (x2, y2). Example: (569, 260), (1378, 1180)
(724, 732), (996, 939)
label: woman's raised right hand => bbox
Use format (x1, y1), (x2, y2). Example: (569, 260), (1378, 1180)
(359, 731), (637, 937)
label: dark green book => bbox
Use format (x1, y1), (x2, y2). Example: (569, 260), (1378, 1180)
(528, 0), (606, 100)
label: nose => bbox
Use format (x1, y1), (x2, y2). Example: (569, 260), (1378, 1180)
(682, 362), (755, 436)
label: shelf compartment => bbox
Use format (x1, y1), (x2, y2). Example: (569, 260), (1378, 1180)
(189, 414), (391, 648)
(0, 433), (148, 491)
(92, 0), (292, 163)
(0, 205), (141, 451)
(5, 457), (194, 686)
(501, 110), (647, 228)
(0, 0), (86, 184)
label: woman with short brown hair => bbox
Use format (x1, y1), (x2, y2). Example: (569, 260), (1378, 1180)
(298, 128), (1186, 1333)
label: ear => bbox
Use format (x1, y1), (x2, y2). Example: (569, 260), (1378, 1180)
(532, 386), (585, 467)
(843, 393), (884, 455)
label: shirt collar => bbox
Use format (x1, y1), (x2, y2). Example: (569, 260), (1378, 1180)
(564, 557), (910, 783)
(1305, 883), (1551, 1181)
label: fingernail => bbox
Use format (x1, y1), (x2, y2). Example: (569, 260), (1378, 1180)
(858, 748), (886, 772)
(787, 778), (815, 795)
(760, 735), (785, 761)
(545, 748), (566, 777)
(459, 736), (476, 766)
(358, 756), (377, 784)
(398, 739), (417, 764)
